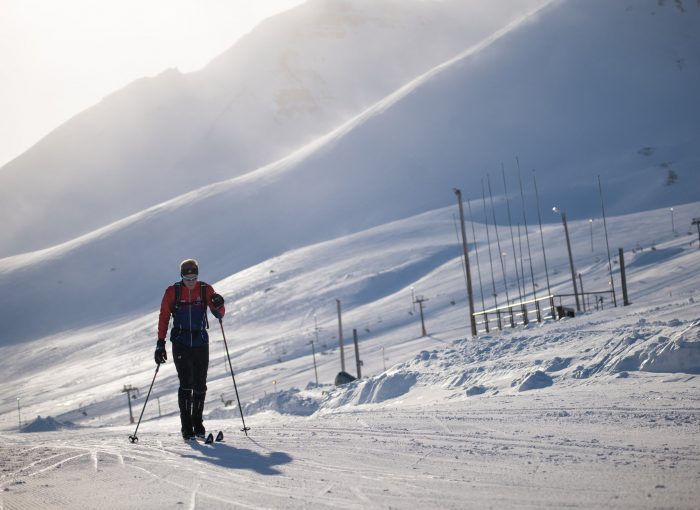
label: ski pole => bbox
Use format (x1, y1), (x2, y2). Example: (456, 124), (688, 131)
(128, 363), (160, 443)
(219, 319), (250, 435)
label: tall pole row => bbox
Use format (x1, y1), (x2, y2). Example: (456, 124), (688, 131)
(502, 165), (524, 305)
(466, 197), (488, 325)
(487, 174), (511, 305)
(481, 179), (500, 318)
(516, 158), (539, 313)
(532, 171), (552, 298)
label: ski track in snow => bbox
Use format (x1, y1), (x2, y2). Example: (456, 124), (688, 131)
(2, 388), (699, 509)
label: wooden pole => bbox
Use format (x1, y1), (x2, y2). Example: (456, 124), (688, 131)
(336, 299), (345, 372)
(453, 189), (477, 336)
(619, 248), (630, 306)
(353, 329), (362, 379)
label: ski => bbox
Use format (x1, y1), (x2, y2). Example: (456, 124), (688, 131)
(181, 431), (224, 444)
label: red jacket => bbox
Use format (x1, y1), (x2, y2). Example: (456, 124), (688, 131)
(158, 281), (225, 341)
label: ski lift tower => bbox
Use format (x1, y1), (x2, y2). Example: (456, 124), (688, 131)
(693, 218), (700, 250)
(122, 385), (140, 424)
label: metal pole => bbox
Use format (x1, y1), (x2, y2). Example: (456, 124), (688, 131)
(453, 213), (470, 307)
(17, 397), (21, 430)
(312, 317), (320, 385)
(487, 174), (511, 305)
(219, 320), (250, 435)
(466, 197), (488, 328)
(561, 210), (580, 311)
(415, 297), (428, 337)
(128, 364), (160, 443)
(532, 171), (553, 312)
(310, 340), (319, 385)
(481, 180), (500, 327)
(589, 219), (594, 252)
(502, 165), (524, 306)
(578, 273), (586, 312)
(454, 189), (477, 336)
(517, 223), (527, 300)
(516, 158), (540, 320)
(670, 207), (675, 235)
(336, 299), (345, 372)
(122, 385), (135, 424)
(353, 329), (362, 379)
(598, 175), (617, 306)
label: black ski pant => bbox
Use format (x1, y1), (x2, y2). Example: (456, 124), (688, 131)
(172, 341), (209, 394)
(172, 341), (209, 431)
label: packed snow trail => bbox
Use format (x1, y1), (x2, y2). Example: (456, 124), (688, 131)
(2, 378), (698, 509)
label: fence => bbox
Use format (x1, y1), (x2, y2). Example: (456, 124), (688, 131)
(472, 295), (556, 334)
(556, 291), (615, 312)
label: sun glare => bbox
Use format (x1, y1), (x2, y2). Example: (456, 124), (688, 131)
(0, 0), (304, 168)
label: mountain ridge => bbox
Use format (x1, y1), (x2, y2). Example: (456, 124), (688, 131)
(1, 0), (547, 256)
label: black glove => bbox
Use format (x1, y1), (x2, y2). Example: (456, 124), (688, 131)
(211, 293), (224, 309)
(154, 339), (167, 365)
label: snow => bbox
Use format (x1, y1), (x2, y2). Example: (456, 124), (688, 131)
(2, 200), (699, 508)
(1, 1), (700, 508)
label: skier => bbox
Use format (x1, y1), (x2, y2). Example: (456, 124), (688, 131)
(155, 259), (225, 440)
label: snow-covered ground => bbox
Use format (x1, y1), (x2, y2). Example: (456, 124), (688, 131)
(1, 202), (698, 508)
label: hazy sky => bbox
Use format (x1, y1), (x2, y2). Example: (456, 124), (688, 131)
(0, 0), (304, 168)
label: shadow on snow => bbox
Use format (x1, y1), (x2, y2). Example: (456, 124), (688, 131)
(183, 439), (292, 475)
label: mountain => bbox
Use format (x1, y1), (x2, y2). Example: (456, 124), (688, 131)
(0, 0), (548, 257)
(1, 0), (698, 344)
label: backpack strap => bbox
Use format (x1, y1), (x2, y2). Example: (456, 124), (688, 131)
(200, 282), (210, 330)
(172, 282), (182, 316)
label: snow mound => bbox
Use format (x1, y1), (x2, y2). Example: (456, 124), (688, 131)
(323, 370), (418, 408)
(207, 388), (320, 418)
(466, 385), (487, 397)
(545, 357), (573, 373)
(517, 371), (554, 392)
(607, 319), (700, 375)
(640, 335), (700, 375)
(21, 415), (75, 433)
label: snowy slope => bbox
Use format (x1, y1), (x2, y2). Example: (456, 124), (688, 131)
(0, 202), (698, 508)
(1, 0), (698, 345)
(1, 200), (698, 426)
(0, 0), (549, 257)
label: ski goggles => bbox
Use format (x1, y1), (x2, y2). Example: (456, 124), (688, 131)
(181, 266), (198, 281)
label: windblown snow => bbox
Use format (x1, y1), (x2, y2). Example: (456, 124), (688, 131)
(1, 0), (699, 508)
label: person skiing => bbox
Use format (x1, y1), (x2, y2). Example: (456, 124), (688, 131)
(155, 259), (225, 440)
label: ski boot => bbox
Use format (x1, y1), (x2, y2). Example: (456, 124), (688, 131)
(179, 388), (195, 440)
(192, 390), (206, 439)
